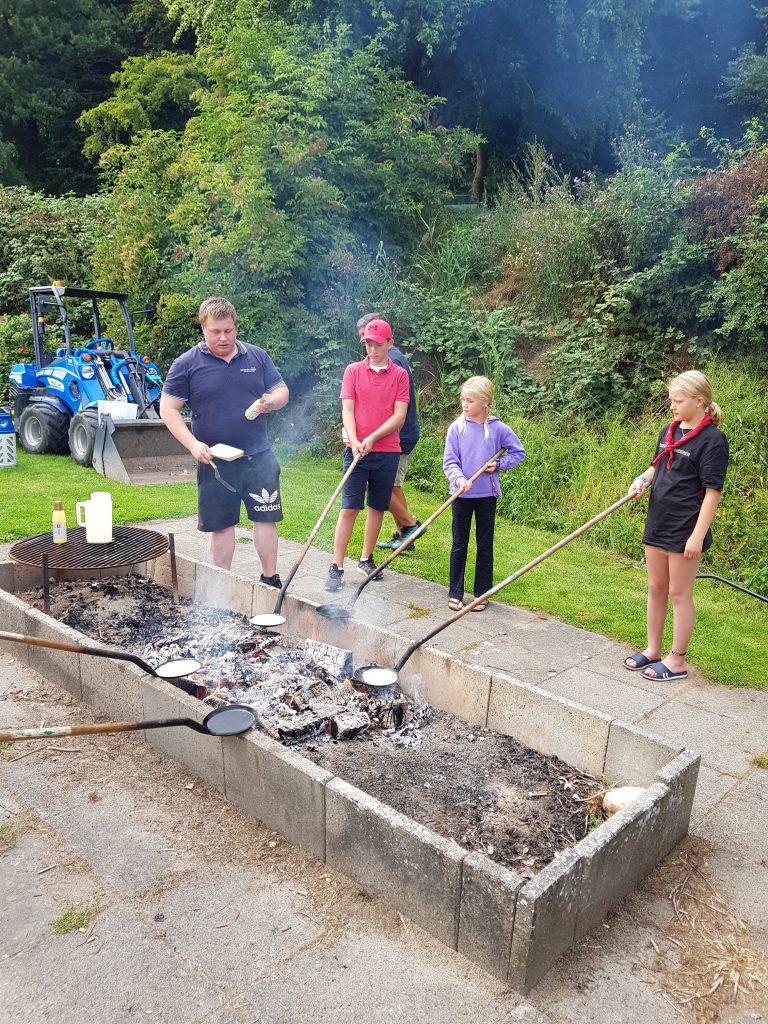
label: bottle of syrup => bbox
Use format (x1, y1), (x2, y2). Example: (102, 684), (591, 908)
(52, 500), (67, 544)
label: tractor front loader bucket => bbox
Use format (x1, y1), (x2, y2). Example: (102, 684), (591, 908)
(93, 415), (196, 486)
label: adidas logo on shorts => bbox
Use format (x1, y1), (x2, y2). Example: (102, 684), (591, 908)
(249, 488), (281, 512)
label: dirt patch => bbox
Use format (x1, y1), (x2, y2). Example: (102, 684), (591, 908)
(21, 574), (603, 876)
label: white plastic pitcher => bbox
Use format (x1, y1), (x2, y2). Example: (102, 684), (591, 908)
(76, 496), (113, 543)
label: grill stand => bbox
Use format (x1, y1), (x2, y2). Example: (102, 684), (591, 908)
(42, 552), (50, 615)
(10, 527), (171, 612)
(169, 532), (179, 604)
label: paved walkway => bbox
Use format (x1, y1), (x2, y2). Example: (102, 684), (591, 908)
(2, 519), (767, 1023)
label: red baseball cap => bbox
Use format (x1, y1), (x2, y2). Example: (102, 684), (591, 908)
(361, 319), (393, 344)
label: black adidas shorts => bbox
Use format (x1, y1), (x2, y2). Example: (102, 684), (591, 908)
(197, 448), (283, 532)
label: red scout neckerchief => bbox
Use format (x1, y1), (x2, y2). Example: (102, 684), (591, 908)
(652, 414), (713, 471)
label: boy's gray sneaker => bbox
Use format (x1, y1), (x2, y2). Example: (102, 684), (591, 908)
(260, 573), (282, 589)
(324, 563), (345, 591)
(357, 556), (383, 580)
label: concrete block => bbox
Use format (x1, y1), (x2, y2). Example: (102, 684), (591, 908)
(0, 559), (14, 592)
(0, 590), (37, 666)
(81, 656), (144, 721)
(60, 564), (140, 583)
(325, 777), (464, 948)
(343, 617), (402, 673)
(140, 677), (225, 792)
(223, 730), (332, 861)
(148, 549), (195, 599)
(458, 851), (525, 980)
(400, 647), (492, 728)
(12, 562), (44, 591)
(507, 846), (585, 993)
(18, 606), (83, 699)
(193, 561), (254, 618)
(573, 782), (670, 940)
(487, 673), (612, 777)
(654, 749), (701, 856)
(279, 593), (327, 645)
(603, 720), (683, 788)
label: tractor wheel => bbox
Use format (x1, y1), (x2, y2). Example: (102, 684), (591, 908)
(18, 404), (70, 455)
(68, 408), (99, 466)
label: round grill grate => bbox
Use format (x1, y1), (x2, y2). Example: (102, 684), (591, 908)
(10, 526), (170, 570)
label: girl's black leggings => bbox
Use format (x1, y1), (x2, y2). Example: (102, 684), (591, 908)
(449, 496), (497, 600)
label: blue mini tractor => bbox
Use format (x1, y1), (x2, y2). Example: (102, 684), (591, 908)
(9, 285), (192, 485)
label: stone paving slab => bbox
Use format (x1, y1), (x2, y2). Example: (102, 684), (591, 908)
(542, 666), (668, 721)
(690, 765), (742, 828)
(640, 700), (763, 776)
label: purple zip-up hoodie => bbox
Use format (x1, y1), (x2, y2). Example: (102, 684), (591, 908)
(443, 416), (526, 497)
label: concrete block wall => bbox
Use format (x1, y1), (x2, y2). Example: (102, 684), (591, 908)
(486, 674), (613, 777)
(459, 852), (525, 979)
(0, 557), (702, 993)
(326, 777), (465, 948)
(223, 729), (331, 861)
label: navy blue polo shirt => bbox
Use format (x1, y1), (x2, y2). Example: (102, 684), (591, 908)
(389, 346), (420, 454)
(163, 339), (284, 453)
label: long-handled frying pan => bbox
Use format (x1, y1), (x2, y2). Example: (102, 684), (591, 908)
(355, 492), (635, 688)
(249, 454), (363, 628)
(0, 630), (201, 681)
(696, 573), (768, 604)
(0, 704), (256, 743)
(316, 449), (508, 621)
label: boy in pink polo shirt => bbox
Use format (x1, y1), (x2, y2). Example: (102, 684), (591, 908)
(325, 319), (410, 591)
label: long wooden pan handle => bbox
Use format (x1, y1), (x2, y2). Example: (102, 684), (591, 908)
(394, 492), (635, 672)
(274, 453), (362, 613)
(347, 448), (508, 608)
(0, 630), (160, 677)
(0, 716), (203, 743)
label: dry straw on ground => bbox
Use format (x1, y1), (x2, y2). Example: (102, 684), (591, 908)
(654, 841), (768, 1023)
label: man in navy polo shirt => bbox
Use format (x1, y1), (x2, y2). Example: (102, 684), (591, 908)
(160, 296), (289, 582)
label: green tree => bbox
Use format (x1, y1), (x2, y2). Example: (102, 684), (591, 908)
(91, 21), (476, 377)
(0, 0), (193, 193)
(79, 52), (203, 160)
(724, 7), (768, 122)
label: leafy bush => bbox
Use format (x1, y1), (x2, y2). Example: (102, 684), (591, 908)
(133, 291), (199, 372)
(0, 187), (104, 313)
(476, 145), (600, 321)
(544, 278), (681, 418)
(0, 314), (31, 405)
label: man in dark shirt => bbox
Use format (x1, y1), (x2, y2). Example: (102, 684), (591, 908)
(160, 296), (289, 581)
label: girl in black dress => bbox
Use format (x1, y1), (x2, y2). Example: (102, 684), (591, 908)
(623, 371), (729, 681)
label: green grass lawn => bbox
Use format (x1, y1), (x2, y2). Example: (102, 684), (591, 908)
(1, 448), (765, 689)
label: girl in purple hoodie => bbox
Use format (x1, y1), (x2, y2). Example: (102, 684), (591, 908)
(443, 376), (526, 611)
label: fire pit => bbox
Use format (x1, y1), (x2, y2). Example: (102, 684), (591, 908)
(20, 574), (604, 876)
(0, 550), (700, 992)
